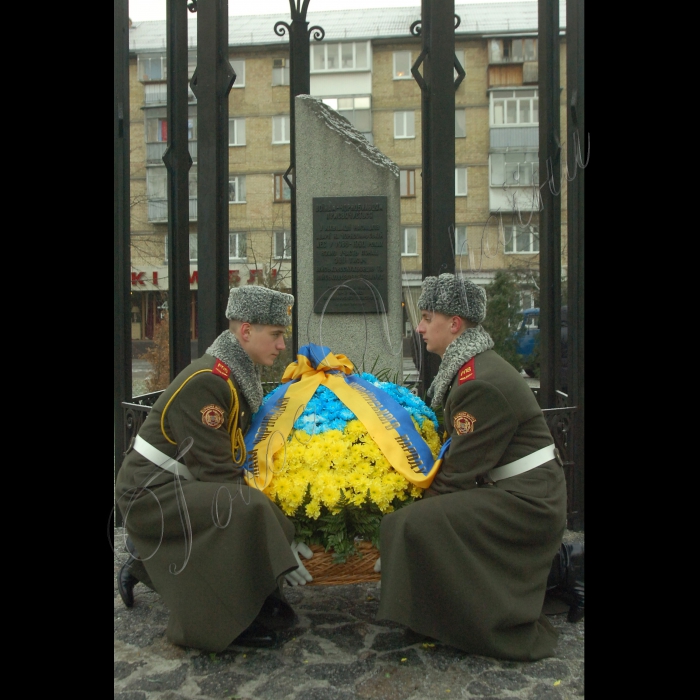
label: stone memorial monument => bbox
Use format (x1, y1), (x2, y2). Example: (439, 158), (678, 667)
(295, 94), (403, 377)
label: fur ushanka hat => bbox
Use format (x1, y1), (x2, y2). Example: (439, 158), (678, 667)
(226, 286), (294, 326)
(417, 273), (487, 324)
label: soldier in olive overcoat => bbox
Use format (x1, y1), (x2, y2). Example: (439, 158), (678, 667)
(376, 274), (572, 661)
(115, 286), (313, 652)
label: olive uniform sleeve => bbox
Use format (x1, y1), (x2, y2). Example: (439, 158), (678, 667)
(429, 380), (518, 495)
(162, 371), (244, 483)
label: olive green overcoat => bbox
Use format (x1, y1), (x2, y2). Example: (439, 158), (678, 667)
(377, 349), (567, 660)
(115, 353), (298, 652)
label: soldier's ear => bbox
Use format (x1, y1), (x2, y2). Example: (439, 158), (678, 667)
(240, 322), (252, 340)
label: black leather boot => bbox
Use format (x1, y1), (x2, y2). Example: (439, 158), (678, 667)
(230, 619), (279, 649)
(117, 537), (155, 608)
(546, 541), (584, 623)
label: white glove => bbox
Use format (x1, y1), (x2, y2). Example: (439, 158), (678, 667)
(373, 557), (381, 573)
(285, 541), (314, 586)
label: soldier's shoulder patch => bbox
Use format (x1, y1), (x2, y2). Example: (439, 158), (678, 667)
(458, 358), (476, 384)
(201, 404), (225, 429)
(212, 359), (231, 380)
(453, 411), (476, 434)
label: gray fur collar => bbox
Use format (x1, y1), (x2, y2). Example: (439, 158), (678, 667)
(206, 331), (263, 413)
(427, 326), (494, 408)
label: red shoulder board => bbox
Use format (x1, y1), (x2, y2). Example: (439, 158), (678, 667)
(211, 359), (231, 380)
(458, 358), (476, 384)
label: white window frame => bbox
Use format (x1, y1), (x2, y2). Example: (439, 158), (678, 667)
(490, 88), (539, 127)
(455, 109), (466, 138)
(401, 227), (418, 256)
(504, 225), (540, 254)
(400, 169), (416, 197)
(311, 41), (370, 72)
(274, 173), (291, 202)
(394, 111), (415, 139)
(490, 152), (539, 187)
(230, 59), (245, 87)
(228, 117), (246, 146)
(455, 167), (468, 196)
(321, 96), (372, 137)
(272, 115), (291, 144)
(228, 175), (246, 204)
(229, 232), (247, 261)
(393, 51), (412, 79)
(454, 226), (468, 256)
(138, 53), (166, 82)
(272, 58), (290, 86)
(274, 230), (292, 259)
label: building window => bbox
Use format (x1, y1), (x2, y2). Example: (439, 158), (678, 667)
(274, 173), (291, 202)
(490, 152), (539, 187)
(274, 231), (292, 259)
(455, 167), (468, 196)
(455, 109), (466, 138)
(455, 226), (468, 256)
(311, 41), (370, 72)
(229, 232), (247, 261)
(228, 175), (246, 203)
(394, 51), (412, 79)
(146, 117), (168, 143)
(272, 58), (289, 85)
(228, 118), (246, 146)
(401, 227), (418, 256)
(504, 225), (539, 254)
(189, 233), (198, 262)
(394, 111), (415, 139)
(400, 169), (416, 197)
(230, 59), (245, 87)
(489, 38), (537, 64)
(138, 53), (166, 81)
(321, 96), (372, 137)
(490, 89), (539, 126)
(273, 115), (290, 144)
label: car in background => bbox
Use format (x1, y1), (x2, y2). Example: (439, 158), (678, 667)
(513, 307), (568, 390)
(514, 308), (540, 377)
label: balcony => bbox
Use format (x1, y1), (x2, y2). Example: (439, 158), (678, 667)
(144, 82), (197, 105)
(148, 198), (198, 223)
(146, 141), (198, 165)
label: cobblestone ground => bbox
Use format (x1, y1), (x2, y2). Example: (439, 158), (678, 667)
(114, 528), (584, 700)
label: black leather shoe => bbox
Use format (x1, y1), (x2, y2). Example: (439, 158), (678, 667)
(547, 541), (584, 623)
(118, 558), (139, 608)
(256, 594), (298, 630)
(231, 620), (279, 649)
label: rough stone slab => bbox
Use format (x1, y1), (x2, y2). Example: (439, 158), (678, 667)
(295, 94), (403, 378)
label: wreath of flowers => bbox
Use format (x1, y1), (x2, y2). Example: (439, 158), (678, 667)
(259, 372), (441, 561)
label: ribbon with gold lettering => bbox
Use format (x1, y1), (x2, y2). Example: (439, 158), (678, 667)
(243, 343), (443, 490)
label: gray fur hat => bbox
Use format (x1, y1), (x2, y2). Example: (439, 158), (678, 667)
(418, 273), (487, 324)
(226, 286), (294, 326)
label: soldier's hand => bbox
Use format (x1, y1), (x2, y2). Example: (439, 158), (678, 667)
(285, 541), (314, 586)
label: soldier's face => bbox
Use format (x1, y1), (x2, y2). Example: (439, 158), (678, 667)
(416, 310), (456, 358)
(244, 324), (287, 366)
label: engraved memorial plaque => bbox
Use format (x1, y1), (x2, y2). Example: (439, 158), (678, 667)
(313, 196), (388, 314)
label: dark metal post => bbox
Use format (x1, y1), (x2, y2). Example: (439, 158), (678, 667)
(164, 0), (194, 378)
(566, 0), (585, 530)
(538, 0), (562, 410)
(276, 1), (324, 356)
(412, 0), (457, 401)
(193, 0), (236, 356)
(114, 0), (131, 524)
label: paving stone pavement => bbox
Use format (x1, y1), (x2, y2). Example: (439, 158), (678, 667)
(114, 527), (584, 700)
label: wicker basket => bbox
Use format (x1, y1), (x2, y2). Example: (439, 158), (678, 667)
(305, 541), (380, 586)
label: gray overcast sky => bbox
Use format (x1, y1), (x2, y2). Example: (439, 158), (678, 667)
(128, 0), (530, 22)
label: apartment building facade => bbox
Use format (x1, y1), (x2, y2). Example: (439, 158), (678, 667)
(127, 3), (567, 341)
